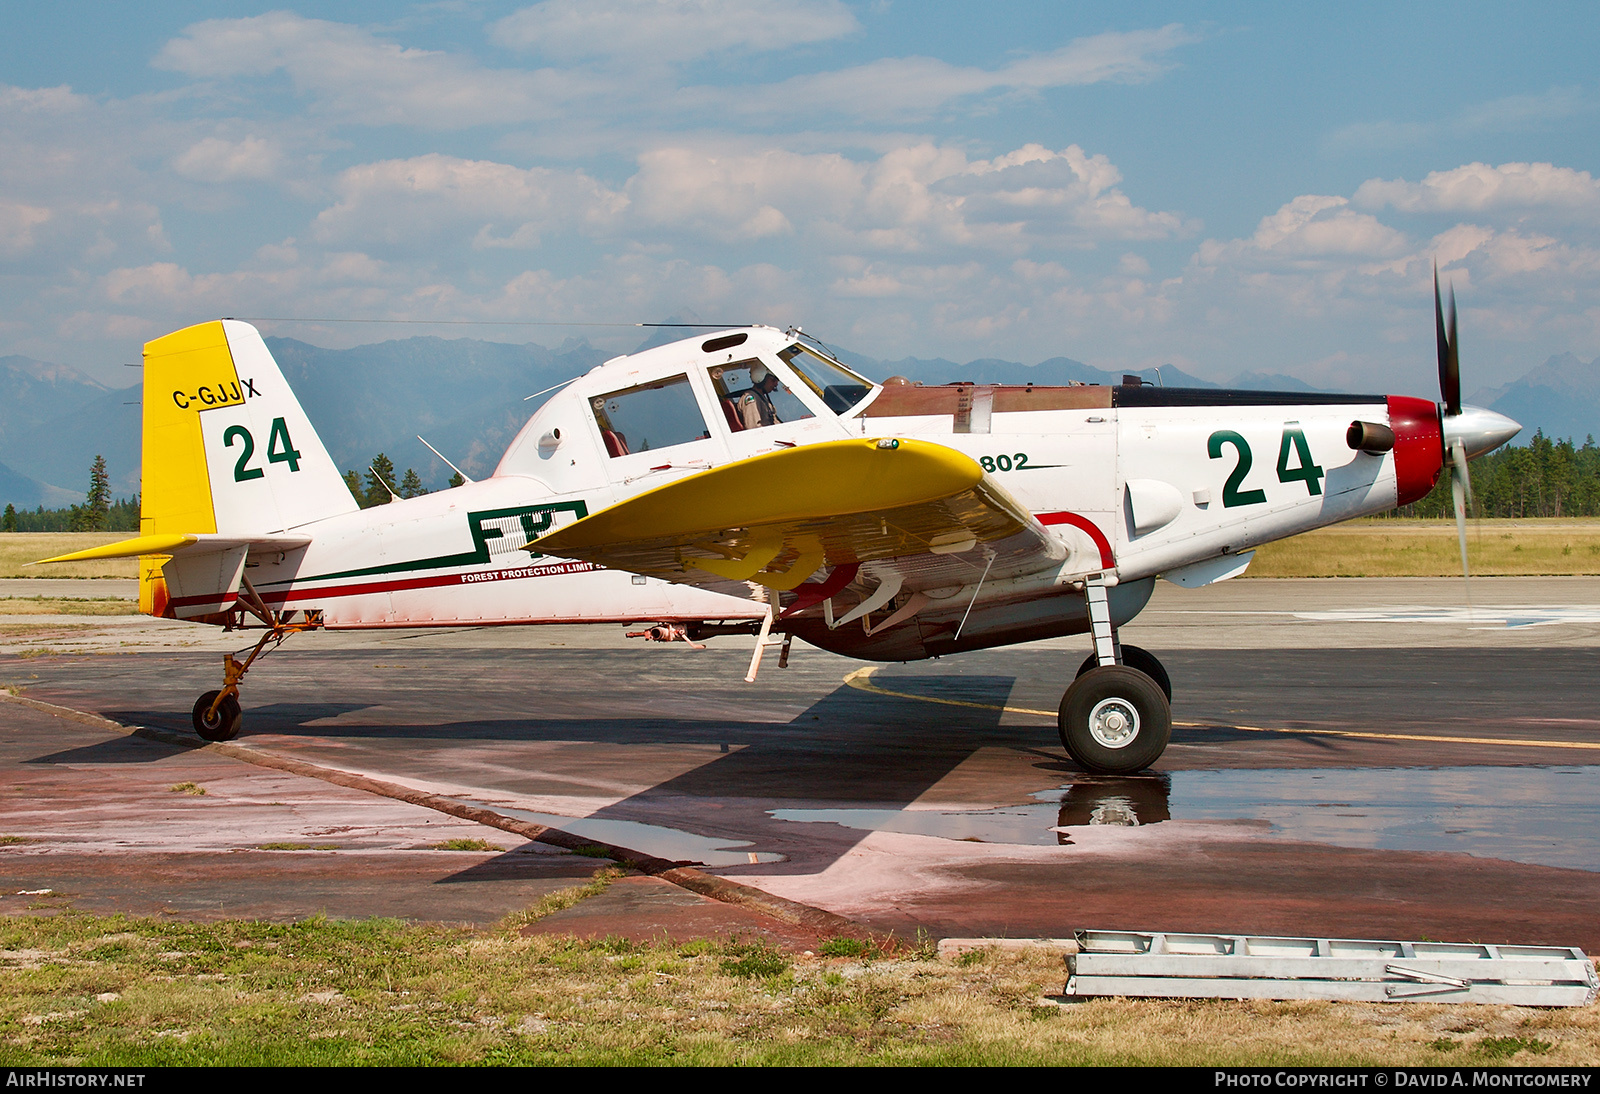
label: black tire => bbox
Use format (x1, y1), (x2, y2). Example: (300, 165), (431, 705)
(1075, 644), (1171, 701)
(1058, 665), (1171, 775)
(192, 690), (242, 742)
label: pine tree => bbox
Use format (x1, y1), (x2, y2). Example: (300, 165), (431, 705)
(364, 454), (396, 507)
(343, 470), (363, 505)
(82, 455), (111, 532)
(399, 468), (426, 498)
(448, 471), (465, 489)
(2, 503), (15, 532)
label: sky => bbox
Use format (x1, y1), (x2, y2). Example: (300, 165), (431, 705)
(1, 1), (1597, 397)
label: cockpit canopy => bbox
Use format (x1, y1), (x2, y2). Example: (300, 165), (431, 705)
(495, 326), (878, 481)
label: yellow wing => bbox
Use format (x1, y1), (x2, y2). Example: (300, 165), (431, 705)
(531, 438), (1065, 601)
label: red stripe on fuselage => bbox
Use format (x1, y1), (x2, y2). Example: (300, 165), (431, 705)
(166, 560), (602, 609)
(1035, 511), (1115, 569)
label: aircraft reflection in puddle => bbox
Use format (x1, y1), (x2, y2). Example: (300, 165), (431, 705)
(770, 766), (1600, 872)
(767, 778), (1169, 849)
(1053, 775), (1171, 832)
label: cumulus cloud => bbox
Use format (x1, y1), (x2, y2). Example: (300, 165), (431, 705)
(312, 154), (627, 251)
(947, 144), (1189, 242)
(0, 202), (52, 256)
(1354, 162), (1600, 218)
(305, 141), (1187, 257)
(172, 136), (285, 183)
(621, 141), (1188, 251)
(1196, 195), (1409, 270)
(492, 0), (857, 62)
(626, 147), (861, 241)
(98, 252), (414, 317)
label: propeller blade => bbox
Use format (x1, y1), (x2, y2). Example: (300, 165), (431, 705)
(1447, 285), (1460, 417)
(1449, 439), (1473, 618)
(1434, 265), (1461, 417)
(1450, 434), (1475, 514)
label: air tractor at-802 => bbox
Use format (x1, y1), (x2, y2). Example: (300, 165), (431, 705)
(44, 277), (1518, 775)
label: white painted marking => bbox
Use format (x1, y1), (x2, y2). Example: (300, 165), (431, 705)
(1294, 606), (1600, 628)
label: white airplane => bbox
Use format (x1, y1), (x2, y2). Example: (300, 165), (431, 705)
(43, 280), (1519, 774)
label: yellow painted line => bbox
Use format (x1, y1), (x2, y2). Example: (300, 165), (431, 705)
(843, 666), (1056, 717)
(842, 665), (1600, 753)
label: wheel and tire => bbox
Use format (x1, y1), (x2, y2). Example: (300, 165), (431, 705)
(1058, 665), (1171, 775)
(1075, 644), (1171, 701)
(192, 690), (242, 742)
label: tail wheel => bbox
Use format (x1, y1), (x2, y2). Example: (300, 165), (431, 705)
(1075, 644), (1171, 702)
(192, 690), (242, 742)
(1059, 665), (1170, 775)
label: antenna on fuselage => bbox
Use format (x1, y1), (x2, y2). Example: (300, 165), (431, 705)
(524, 376), (579, 402)
(417, 435), (473, 485)
(369, 465), (402, 502)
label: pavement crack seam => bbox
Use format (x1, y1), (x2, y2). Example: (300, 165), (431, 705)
(0, 692), (862, 936)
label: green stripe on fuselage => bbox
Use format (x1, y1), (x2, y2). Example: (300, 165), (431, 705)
(255, 501), (590, 588)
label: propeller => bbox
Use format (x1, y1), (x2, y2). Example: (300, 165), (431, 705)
(1435, 265), (1472, 589)
(1432, 266), (1522, 604)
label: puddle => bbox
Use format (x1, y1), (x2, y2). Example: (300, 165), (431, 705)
(445, 799), (786, 867)
(771, 766), (1600, 872)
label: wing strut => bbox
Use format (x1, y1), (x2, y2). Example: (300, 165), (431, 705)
(744, 597), (790, 683)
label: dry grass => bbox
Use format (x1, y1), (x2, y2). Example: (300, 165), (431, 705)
(1249, 518), (1600, 577)
(0, 911), (1594, 1066)
(0, 534), (137, 579)
(0, 599), (136, 616)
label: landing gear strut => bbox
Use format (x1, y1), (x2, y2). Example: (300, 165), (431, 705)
(1075, 644), (1171, 702)
(189, 576), (320, 742)
(1058, 573), (1172, 775)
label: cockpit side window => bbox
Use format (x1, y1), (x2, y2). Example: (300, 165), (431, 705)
(590, 374), (710, 458)
(778, 343), (875, 415)
(707, 358), (816, 432)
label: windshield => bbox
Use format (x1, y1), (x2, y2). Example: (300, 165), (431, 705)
(590, 374), (710, 457)
(777, 343), (875, 415)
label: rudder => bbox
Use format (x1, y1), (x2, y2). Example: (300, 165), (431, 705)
(137, 319), (354, 618)
(142, 319), (356, 538)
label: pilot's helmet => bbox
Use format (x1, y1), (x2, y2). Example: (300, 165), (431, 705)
(750, 364), (770, 385)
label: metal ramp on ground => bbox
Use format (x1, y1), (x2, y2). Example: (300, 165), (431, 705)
(1065, 930), (1599, 1006)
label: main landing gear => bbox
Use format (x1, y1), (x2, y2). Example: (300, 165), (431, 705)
(189, 577), (321, 742)
(1058, 573), (1172, 775)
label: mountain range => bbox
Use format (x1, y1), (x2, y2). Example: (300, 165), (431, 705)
(1466, 353), (1600, 446)
(0, 335), (1594, 510)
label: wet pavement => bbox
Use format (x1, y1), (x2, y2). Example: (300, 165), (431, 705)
(1, 576), (1599, 950)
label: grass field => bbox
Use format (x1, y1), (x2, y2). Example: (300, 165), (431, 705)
(1248, 518), (1600, 577)
(5, 521), (1600, 585)
(0, 905), (1591, 1067)
(0, 534), (138, 579)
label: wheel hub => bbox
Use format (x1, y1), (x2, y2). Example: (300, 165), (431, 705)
(1086, 697), (1140, 749)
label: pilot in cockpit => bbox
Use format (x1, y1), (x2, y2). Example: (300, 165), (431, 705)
(735, 364), (782, 430)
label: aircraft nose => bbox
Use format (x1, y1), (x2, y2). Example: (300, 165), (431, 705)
(1444, 405), (1522, 460)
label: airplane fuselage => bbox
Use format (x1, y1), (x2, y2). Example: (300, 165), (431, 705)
(184, 326), (1454, 665)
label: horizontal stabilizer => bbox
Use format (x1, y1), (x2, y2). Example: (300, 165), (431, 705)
(37, 532), (312, 565)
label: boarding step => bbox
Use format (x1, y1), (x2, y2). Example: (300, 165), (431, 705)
(1065, 929), (1598, 1006)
